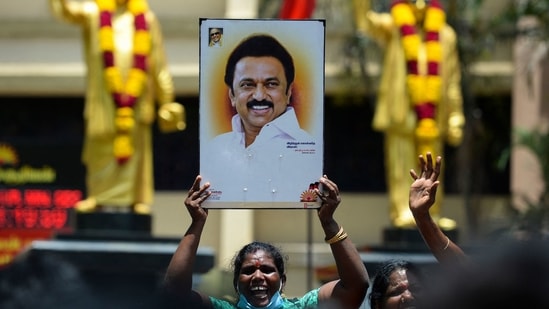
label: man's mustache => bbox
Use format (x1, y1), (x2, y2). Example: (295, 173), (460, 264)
(246, 99), (274, 108)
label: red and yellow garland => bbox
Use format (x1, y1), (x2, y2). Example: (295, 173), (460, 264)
(391, 0), (444, 154)
(97, 0), (150, 164)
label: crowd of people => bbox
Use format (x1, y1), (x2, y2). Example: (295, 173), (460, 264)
(161, 152), (549, 309)
(3, 152), (546, 308)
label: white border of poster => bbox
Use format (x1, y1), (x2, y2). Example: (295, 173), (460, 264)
(199, 18), (325, 209)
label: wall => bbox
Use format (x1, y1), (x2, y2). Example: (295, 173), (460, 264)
(0, 0), (513, 96)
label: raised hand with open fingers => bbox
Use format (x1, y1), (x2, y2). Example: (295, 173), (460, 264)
(409, 153), (442, 214)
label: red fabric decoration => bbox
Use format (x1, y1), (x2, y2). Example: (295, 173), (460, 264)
(279, 0), (316, 19)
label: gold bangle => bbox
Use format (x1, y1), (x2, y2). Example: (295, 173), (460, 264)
(325, 226), (343, 243)
(442, 236), (450, 251)
(325, 226), (348, 244)
(329, 232), (348, 245)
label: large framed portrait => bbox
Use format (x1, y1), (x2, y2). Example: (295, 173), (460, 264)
(199, 18), (325, 209)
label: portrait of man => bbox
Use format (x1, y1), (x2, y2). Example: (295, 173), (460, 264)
(199, 19), (325, 208)
(208, 27), (223, 47)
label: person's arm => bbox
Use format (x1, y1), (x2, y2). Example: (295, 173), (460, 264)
(352, 0), (393, 46)
(442, 26), (465, 147)
(315, 175), (369, 309)
(409, 153), (469, 266)
(49, 0), (88, 24)
(148, 12), (175, 107)
(352, 0), (372, 32)
(147, 12), (186, 133)
(164, 176), (212, 307)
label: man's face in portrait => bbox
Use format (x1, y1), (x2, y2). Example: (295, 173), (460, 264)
(210, 28), (222, 43)
(229, 56), (292, 132)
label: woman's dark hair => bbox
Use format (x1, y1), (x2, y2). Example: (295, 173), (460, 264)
(231, 241), (288, 292)
(224, 34), (295, 94)
(369, 259), (423, 309)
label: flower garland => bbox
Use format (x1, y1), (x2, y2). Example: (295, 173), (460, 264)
(391, 0), (444, 151)
(97, 0), (150, 164)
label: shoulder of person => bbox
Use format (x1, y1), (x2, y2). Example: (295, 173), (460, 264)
(440, 24), (458, 42)
(282, 288), (320, 308)
(209, 296), (237, 309)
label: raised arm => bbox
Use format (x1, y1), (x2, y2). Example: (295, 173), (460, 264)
(442, 26), (465, 147)
(49, 0), (88, 24)
(163, 175), (212, 307)
(352, 0), (393, 45)
(409, 153), (469, 266)
(147, 13), (186, 133)
(352, 0), (372, 31)
(315, 175), (369, 309)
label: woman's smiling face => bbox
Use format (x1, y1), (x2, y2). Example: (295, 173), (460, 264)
(237, 249), (283, 307)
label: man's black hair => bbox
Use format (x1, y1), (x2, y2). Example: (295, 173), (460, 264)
(224, 34), (295, 94)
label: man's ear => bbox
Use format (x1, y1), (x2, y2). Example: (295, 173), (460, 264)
(228, 88), (236, 107)
(286, 84), (293, 105)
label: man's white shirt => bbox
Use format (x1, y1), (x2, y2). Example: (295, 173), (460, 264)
(201, 107), (322, 206)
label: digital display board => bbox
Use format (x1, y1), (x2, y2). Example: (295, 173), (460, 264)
(0, 141), (84, 267)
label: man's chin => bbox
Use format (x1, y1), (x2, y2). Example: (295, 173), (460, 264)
(248, 116), (275, 128)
